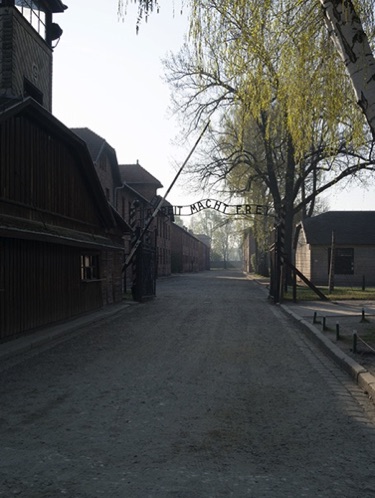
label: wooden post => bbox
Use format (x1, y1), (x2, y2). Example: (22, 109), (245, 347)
(352, 331), (358, 354)
(328, 230), (335, 293)
(292, 267), (297, 302)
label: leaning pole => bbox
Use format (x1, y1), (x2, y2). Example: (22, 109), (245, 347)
(122, 121), (210, 272)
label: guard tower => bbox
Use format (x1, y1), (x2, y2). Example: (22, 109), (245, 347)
(0, 0), (67, 112)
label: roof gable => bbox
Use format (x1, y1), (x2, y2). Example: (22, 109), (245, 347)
(72, 127), (122, 186)
(71, 127), (105, 163)
(301, 211), (375, 245)
(0, 99), (121, 231)
(119, 162), (163, 189)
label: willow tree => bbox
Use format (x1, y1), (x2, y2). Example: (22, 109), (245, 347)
(163, 0), (375, 267)
(119, 0), (375, 137)
(119, 0), (375, 269)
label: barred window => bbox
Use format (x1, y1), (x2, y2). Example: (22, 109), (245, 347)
(80, 254), (100, 281)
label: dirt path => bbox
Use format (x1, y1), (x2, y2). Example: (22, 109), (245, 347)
(1, 271), (375, 497)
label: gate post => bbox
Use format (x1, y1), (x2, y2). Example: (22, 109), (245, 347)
(269, 227), (280, 303)
(278, 207), (286, 302)
(269, 207), (286, 304)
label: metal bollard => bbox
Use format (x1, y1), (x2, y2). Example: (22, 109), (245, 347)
(322, 316), (327, 331)
(313, 311), (318, 324)
(336, 322), (340, 341)
(361, 308), (366, 323)
(352, 330), (357, 353)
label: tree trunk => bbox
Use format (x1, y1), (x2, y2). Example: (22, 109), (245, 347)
(320, 0), (375, 137)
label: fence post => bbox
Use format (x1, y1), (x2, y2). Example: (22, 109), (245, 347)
(352, 330), (357, 353)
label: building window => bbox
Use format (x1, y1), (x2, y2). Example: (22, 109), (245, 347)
(328, 248), (354, 275)
(16, 0), (46, 39)
(80, 254), (100, 280)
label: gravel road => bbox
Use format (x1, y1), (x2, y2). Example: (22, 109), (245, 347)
(1, 270), (375, 497)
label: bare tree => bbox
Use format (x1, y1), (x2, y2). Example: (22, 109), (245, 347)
(163, 39), (375, 264)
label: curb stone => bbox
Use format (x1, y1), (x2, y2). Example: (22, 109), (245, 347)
(244, 274), (375, 403)
(0, 301), (135, 363)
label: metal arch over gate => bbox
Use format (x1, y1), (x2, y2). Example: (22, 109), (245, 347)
(156, 199), (272, 217)
(123, 120), (273, 303)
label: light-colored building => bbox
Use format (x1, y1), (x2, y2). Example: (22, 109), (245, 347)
(295, 211), (375, 287)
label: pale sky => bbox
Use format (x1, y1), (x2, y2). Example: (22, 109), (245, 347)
(52, 0), (194, 208)
(51, 1), (375, 213)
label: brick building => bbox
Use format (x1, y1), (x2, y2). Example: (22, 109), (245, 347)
(171, 224), (210, 273)
(119, 162), (173, 278)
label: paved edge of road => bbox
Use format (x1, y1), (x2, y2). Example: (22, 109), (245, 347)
(246, 274), (375, 403)
(0, 301), (135, 363)
(281, 304), (375, 401)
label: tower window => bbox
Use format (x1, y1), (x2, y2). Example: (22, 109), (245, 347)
(15, 0), (47, 40)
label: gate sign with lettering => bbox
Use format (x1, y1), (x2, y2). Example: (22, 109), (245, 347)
(158, 199), (271, 217)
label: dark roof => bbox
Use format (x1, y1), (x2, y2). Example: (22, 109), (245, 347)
(119, 163), (163, 189)
(301, 211), (375, 245)
(71, 127), (107, 163)
(71, 127), (122, 186)
(40, 0), (68, 13)
(110, 206), (132, 233)
(121, 183), (150, 205)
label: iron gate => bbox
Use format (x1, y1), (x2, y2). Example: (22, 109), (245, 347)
(132, 240), (156, 302)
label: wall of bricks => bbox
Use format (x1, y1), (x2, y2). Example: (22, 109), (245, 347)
(0, 7), (52, 110)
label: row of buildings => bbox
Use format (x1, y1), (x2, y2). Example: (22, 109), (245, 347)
(0, 0), (210, 341)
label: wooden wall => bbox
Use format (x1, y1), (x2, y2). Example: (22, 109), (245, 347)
(0, 115), (105, 231)
(0, 238), (103, 341)
(0, 111), (125, 340)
